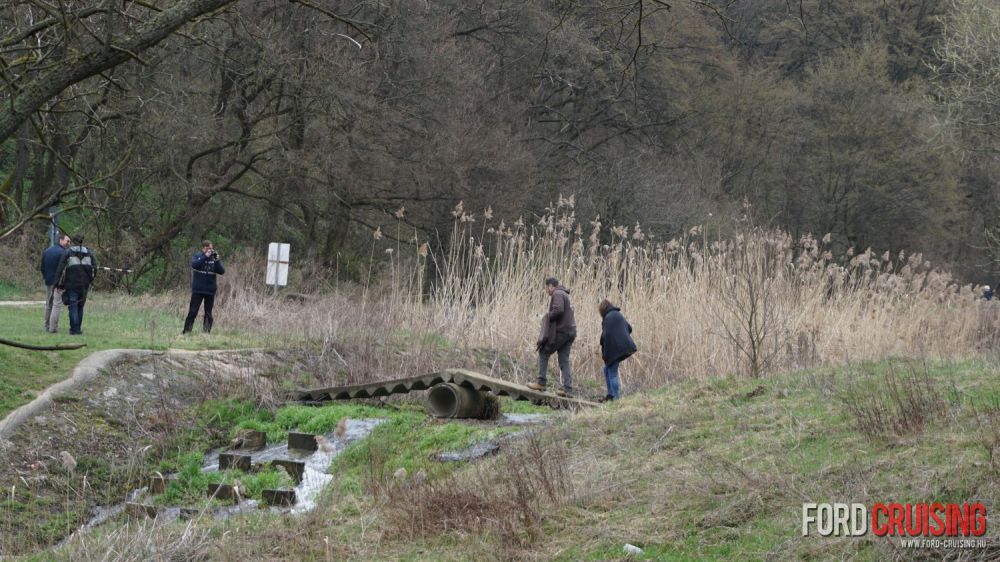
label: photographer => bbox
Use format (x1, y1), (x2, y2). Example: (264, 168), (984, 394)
(182, 240), (225, 334)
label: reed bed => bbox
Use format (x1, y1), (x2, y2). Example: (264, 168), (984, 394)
(205, 196), (1000, 388)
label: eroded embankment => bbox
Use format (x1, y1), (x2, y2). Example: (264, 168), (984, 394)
(0, 349), (285, 555)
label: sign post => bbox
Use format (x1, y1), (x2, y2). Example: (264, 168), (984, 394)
(48, 207), (60, 246)
(266, 242), (290, 296)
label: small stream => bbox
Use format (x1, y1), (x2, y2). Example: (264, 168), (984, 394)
(201, 418), (384, 514)
(67, 418), (385, 541)
(66, 412), (551, 543)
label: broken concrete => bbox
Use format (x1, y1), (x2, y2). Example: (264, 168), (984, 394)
(268, 459), (305, 484)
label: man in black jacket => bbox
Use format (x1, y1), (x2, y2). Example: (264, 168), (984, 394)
(40, 234), (70, 332)
(55, 234), (97, 335)
(183, 240), (225, 334)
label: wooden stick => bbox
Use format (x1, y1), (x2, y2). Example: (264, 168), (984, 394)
(0, 338), (86, 351)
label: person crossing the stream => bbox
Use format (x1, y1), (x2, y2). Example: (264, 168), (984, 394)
(528, 277), (577, 396)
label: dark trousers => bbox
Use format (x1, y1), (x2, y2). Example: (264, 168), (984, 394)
(183, 293), (215, 333)
(538, 331), (575, 391)
(63, 289), (86, 335)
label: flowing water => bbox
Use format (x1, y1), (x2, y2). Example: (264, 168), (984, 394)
(67, 418), (385, 541)
(66, 412), (550, 543)
(201, 418), (385, 514)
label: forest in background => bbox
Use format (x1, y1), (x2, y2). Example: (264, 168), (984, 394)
(2, 0), (1000, 288)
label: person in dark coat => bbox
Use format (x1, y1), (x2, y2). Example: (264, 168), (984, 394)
(54, 234), (97, 335)
(598, 299), (636, 402)
(183, 240), (225, 334)
(40, 234), (70, 333)
(984, 285), (994, 301)
(528, 277), (577, 396)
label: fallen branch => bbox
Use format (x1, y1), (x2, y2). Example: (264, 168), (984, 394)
(0, 338), (87, 351)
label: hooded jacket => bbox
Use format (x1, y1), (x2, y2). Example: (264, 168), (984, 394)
(55, 245), (96, 291)
(548, 286), (576, 335)
(538, 286), (577, 350)
(600, 307), (637, 365)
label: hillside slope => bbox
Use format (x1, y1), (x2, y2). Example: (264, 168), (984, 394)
(47, 359), (1000, 561)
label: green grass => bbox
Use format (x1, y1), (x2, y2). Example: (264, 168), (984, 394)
(498, 396), (550, 414)
(529, 358), (1000, 560)
(0, 297), (264, 418)
(0, 279), (30, 300)
(40, 358), (1000, 561)
(197, 398), (520, 495)
(331, 409), (521, 494)
(199, 399), (409, 443)
(155, 451), (295, 507)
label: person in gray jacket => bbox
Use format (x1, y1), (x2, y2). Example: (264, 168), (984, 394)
(528, 277), (577, 396)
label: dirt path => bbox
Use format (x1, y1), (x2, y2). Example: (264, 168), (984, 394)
(0, 300), (44, 306)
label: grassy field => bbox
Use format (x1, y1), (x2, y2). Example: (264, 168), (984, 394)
(44, 358), (1000, 561)
(0, 297), (264, 418)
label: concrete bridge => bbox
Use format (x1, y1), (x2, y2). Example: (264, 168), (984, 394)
(294, 369), (598, 417)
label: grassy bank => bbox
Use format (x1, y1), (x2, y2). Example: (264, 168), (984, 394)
(0, 297), (264, 417)
(45, 358), (1000, 560)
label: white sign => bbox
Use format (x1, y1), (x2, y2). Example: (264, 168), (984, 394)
(266, 242), (290, 286)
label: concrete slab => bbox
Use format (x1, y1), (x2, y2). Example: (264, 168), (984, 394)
(149, 475), (171, 494)
(218, 453), (251, 472)
(287, 432), (317, 451)
(262, 489), (296, 507)
(269, 459), (305, 484)
(207, 483), (237, 503)
(124, 502), (158, 519)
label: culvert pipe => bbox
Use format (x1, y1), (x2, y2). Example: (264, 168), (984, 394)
(427, 383), (488, 418)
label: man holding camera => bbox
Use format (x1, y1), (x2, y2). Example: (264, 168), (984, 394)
(183, 240), (225, 334)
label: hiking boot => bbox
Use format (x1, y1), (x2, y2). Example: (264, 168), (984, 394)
(556, 388), (571, 397)
(527, 382), (547, 391)
(598, 395), (614, 403)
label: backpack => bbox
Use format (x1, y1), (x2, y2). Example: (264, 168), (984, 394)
(59, 246), (94, 286)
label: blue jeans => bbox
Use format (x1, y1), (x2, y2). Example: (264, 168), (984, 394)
(63, 289), (86, 334)
(603, 360), (621, 399)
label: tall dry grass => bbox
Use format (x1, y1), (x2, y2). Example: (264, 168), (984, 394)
(156, 196), (1000, 389)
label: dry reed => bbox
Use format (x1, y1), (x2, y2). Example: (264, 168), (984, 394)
(197, 196), (999, 389)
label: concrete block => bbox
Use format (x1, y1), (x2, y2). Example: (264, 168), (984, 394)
(149, 475), (170, 495)
(269, 459), (305, 484)
(262, 489), (296, 507)
(287, 432), (317, 451)
(219, 452), (251, 472)
(207, 482), (237, 503)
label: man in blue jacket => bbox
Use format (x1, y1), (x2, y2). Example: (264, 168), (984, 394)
(183, 240), (225, 334)
(40, 234), (70, 332)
